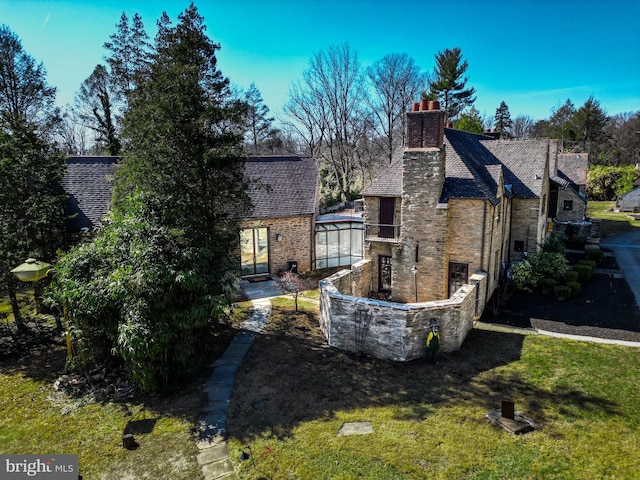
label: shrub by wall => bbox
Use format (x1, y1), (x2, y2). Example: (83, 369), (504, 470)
(572, 264), (593, 282)
(566, 281), (581, 296)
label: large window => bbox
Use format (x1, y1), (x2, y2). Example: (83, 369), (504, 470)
(315, 222), (364, 270)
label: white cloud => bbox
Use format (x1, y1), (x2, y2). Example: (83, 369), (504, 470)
(43, 14), (50, 27)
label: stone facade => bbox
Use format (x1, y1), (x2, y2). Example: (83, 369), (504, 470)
(554, 187), (587, 222)
(241, 216), (314, 275)
(319, 263), (486, 361)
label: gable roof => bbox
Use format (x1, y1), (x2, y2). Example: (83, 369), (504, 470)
(60, 156), (118, 231)
(244, 156), (319, 219)
(556, 153), (588, 186)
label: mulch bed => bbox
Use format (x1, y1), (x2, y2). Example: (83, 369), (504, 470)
(482, 250), (640, 343)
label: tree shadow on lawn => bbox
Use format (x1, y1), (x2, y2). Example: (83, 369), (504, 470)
(227, 307), (620, 442)
(0, 323), (230, 429)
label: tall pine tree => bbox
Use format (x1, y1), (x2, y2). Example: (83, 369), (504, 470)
(429, 47), (476, 123)
(494, 101), (512, 139)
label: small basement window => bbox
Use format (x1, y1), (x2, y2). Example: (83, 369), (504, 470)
(514, 240), (525, 252)
(563, 200), (573, 211)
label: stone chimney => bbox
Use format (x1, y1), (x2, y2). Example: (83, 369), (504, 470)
(406, 100), (445, 149)
(393, 100), (448, 303)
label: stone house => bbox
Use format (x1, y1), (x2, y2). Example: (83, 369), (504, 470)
(616, 186), (640, 212)
(319, 102), (560, 361)
(239, 155), (319, 277)
(550, 153), (588, 223)
(61, 155), (321, 278)
(360, 104), (556, 304)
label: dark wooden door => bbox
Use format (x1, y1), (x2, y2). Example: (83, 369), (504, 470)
(379, 197), (395, 238)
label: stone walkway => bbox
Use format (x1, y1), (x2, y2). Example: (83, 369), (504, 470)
(196, 298), (272, 480)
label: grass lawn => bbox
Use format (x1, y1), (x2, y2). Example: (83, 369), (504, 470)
(227, 298), (640, 479)
(0, 290), (251, 479)
(588, 200), (640, 237)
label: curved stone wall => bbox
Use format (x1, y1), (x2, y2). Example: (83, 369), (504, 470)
(319, 263), (486, 362)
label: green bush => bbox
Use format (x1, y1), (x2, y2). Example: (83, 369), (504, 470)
(540, 278), (558, 294)
(540, 234), (565, 254)
(554, 285), (572, 301)
(530, 252), (569, 281)
(586, 249), (604, 264)
(564, 271), (580, 283)
(577, 259), (596, 269)
(566, 281), (581, 296)
(572, 264), (593, 282)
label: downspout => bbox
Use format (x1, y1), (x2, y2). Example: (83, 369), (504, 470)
(480, 202), (487, 272)
(485, 202), (495, 306)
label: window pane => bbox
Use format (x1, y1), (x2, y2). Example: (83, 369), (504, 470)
(340, 229), (350, 256)
(351, 228), (363, 257)
(327, 230), (339, 258)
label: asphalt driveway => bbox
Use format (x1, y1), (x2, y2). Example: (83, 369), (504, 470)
(602, 230), (640, 309)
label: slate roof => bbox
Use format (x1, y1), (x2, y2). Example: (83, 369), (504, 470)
(360, 155), (403, 197)
(442, 129), (501, 204)
(244, 156), (319, 219)
(556, 153), (587, 186)
(362, 129), (553, 204)
(481, 138), (551, 199)
(60, 156), (119, 231)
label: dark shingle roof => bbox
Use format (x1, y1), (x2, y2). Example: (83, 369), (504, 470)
(60, 156), (118, 231)
(556, 153), (587, 186)
(360, 155), (403, 197)
(244, 156), (319, 219)
(481, 138), (550, 198)
(361, 129), (553, 204)
(442, 129), (501, 204)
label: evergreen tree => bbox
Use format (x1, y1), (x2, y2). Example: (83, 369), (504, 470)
(0, 25), (66, 330)
(456, 106), (484, 133)
(0, 24), (60, 134)
(244, 83), (274, 154)
(573, 96), (608, 154)
(428, 47), (476, 123)
(0, 123), (67, 331)
(103, 12), (151, 101)
(54, 4), (251, 392)
(494, 101), (512, 138)
(547, 99), (576, 151)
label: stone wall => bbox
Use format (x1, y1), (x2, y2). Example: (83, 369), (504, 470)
(510, 198), (541, 259)
(241, 216), (314, 274)
(319, 267), (486, 361)
(555, 188), (586, 223)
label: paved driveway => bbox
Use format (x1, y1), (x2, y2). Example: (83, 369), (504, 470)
(601, 230), (640, 309)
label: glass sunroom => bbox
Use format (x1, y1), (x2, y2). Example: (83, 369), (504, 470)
(315, 220), (364, 270)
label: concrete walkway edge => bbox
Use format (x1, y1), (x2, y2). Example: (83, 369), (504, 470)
(196, 299), (272, 480)
(475, 321), (640, 348)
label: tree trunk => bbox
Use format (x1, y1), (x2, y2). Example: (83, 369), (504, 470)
(7, 277), (27, 332)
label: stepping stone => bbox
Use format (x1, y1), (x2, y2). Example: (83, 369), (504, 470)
(197, 443), (230, 465)
(337, 421), (374, 436)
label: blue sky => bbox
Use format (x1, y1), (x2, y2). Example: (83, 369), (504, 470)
(1, 0), (639, 122)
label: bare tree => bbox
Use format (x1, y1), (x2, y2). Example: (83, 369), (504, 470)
(366, 53), (427, 163)
(57, 108), (90, 154)
(512, 115), (535, 139)
(284, 44), (370, 201)
(73, 64), (122, 155)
